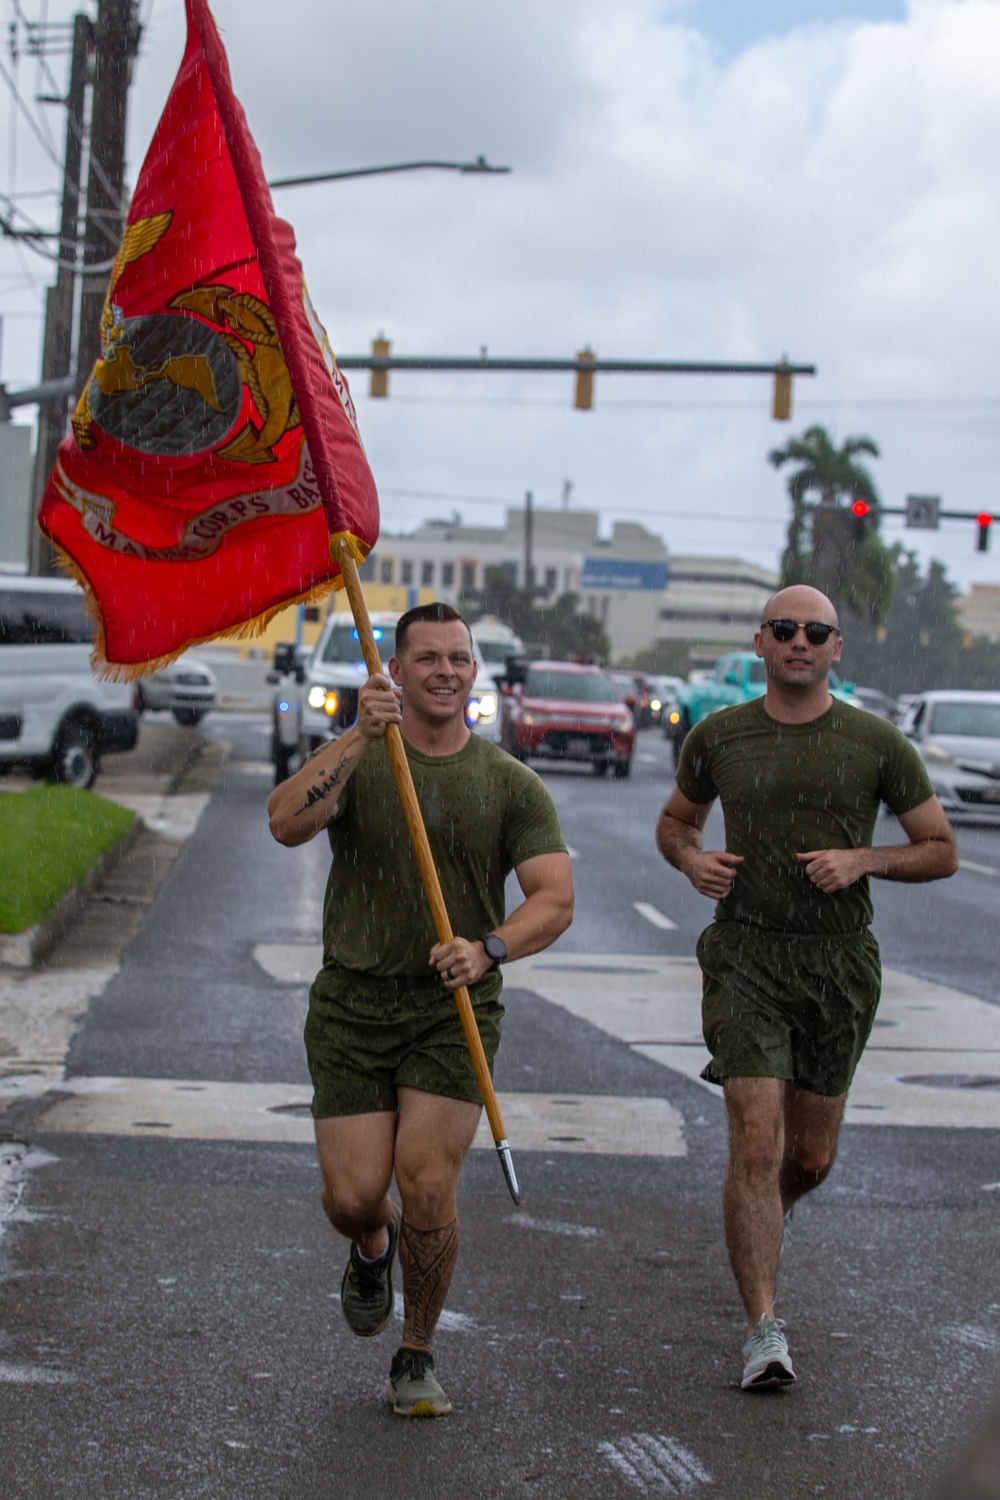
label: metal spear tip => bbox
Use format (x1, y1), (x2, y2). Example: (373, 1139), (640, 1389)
(496, 1139), (520, 1204)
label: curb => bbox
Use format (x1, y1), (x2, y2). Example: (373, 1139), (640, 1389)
(0, 817), (141, 970)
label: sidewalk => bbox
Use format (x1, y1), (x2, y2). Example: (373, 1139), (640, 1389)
(0, 721), (225, 1110)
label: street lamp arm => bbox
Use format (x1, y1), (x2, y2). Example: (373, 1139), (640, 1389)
(267, 155), (511, 190)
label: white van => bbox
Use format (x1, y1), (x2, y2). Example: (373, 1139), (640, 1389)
(0, 576), (139, 789)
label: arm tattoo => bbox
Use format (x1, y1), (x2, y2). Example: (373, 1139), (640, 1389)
(294, 752), (351, 815)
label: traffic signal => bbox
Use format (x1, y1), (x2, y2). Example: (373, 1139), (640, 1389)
(370, 334), (391, 398)
(850, 498), (871, 540)
(977, 512), (992, 552)
(772, 368), (792, 421)
(851, 499), (870, 518)
(574, 347), (595, 410)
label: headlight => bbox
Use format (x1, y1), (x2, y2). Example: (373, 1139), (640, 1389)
(322, 691), (339, 717)
(668, 710), (681, 725)
(307, 685), (327, 709)
(522, 711), (536, 726)
(477, 691), (498, 721)
(466, 698), (482, 723)
(650, 698), (661, 713)
(615, 716), (633, 734)
(924, 742), (957, 768)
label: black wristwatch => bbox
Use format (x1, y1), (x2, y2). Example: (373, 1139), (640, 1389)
(481, 933), (507, 971)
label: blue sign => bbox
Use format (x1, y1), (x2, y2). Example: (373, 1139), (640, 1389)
(580, 559), (668, 591)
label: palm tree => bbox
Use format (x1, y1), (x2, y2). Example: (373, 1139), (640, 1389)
(769, 425), (893, 625)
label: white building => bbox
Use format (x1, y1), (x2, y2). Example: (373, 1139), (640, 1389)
(361, 505), (778, 665)
(363, 508), (669, 660)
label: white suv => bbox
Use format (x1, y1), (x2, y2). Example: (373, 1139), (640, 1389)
(0, 576), (139, 789)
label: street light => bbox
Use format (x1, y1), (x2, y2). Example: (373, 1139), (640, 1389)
(268, 155), (510, 191)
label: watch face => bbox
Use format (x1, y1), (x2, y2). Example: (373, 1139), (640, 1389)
(484, 934), (507, 964)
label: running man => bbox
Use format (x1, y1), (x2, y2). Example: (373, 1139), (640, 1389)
(655, 585), (957, 1389)
(268, 603), (573, 1416)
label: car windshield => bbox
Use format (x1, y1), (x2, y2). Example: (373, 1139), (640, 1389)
(320, 624), (396, 664)
(929, 701), (1000, 738)
(748, 661), (766, 684)
(525, 669), (619, 702)
(476, 640), (517, 665)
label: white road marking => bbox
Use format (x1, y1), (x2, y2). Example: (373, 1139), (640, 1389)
(960, 859), (999, 877)
(224, 759), (273, 777)
(941, 1324), (1000, 1352)
(564, 844), (580, 859)
(505, 1214), (601, 1238)
(32, 1079), (686, 1158)
(633, 903), (678, 931)
(0, 1362), (75, 1386)
(101, 791), (212, 844)
(598, 1433), (713, 1495)
(505, 952), (1000, 1130)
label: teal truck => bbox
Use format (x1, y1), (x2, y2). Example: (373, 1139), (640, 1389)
(665, 651), (859, 764)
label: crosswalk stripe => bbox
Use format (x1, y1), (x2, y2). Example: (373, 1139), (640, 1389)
(633, 902), (677, 931)
(960, 859), (1000, 877)
(31, 1080), (686, 1159)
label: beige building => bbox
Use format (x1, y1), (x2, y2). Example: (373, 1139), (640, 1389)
(360, 507), (670, 661)
(657, 556), (779, 666)
(957, 584), (1000, 644)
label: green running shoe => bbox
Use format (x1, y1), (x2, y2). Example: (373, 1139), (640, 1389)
(340, 1202), (401, 1337)
(385, 1348), (453, 1418)
(741, 1314), (796, 1390)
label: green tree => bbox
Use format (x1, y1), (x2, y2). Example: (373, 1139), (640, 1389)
(461, 566), (610, 663)
(770, 424), (894, 625)
(843, 550), (1000, 694)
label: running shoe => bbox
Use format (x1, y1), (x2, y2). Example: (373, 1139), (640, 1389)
(741, 1314), (796, 1390)
(385, 1349), (453, 1418)
(340, 1202), (401, 1337)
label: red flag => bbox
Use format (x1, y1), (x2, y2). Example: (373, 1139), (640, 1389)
(38, 0), (378, 672)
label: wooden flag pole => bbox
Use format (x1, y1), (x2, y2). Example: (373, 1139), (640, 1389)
(334, 541), (520, 1204)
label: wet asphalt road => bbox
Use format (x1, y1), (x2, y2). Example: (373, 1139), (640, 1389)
(1, 716), (999, 1499)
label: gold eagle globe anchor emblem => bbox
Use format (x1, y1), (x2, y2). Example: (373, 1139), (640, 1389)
(73, 213), (300, 463)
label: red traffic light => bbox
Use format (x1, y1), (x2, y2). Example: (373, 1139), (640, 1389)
(851, 499), (870, 518)
(977, 512), (993, 552)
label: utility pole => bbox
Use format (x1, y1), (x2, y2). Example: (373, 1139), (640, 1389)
(76, 0), (141, 394)
(29, 12), (92, 575)
(524, 489), (534, 591)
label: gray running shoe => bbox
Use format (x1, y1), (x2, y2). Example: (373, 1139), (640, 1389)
(385, 1348), (453, 1418)
(741, 1315), (796, 1390)
(340, 1203), (401, 1337)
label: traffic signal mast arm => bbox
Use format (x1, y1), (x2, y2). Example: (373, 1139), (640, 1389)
(342, 343), (816, 418)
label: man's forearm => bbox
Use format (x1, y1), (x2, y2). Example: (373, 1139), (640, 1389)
(656, 810), (704, 878)
(499, 887), (574, 962)
(267, 724), (371, 847)
(862, 836), (959, 883)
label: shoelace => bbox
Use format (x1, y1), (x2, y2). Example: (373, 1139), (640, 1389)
(748, 1317), (787, 1356)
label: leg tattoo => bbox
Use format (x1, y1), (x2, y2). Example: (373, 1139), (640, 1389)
(399, 1217), (460, 1351)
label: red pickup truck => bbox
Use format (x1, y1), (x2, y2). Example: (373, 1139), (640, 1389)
(500, 660), (636, 778)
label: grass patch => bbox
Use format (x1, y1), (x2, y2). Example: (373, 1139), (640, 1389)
(0, 785), (136, 934)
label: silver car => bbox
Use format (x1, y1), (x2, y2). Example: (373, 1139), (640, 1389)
(137, 653), (217, 726)
(901, 691), (1000, 817)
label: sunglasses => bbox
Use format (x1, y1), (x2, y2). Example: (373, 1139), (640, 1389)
(763, 619), (840, 645)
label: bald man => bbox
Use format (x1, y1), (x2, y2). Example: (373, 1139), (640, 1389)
(656, 585), (957, 1390)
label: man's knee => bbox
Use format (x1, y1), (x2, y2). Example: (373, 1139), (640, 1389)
(320, 1177), (387, 1231)
(784, 1137), (838, 1179)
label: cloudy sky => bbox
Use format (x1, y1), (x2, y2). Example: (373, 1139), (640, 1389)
(1, 0), (997, 593)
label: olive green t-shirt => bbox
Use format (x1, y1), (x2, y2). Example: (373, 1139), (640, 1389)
(675, 697), (935, 935)
(321, 733), (567, 977)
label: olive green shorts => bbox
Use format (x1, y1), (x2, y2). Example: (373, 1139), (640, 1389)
(696, 922), (882, 1098)
(304, 966), (504, 1118)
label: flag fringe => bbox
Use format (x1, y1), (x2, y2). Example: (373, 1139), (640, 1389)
(49, 542), (351, 684)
